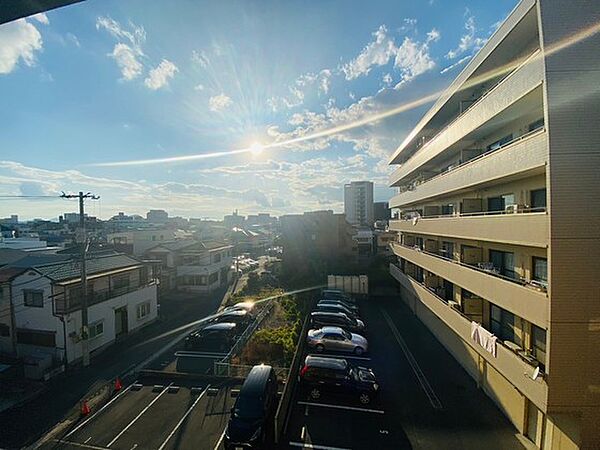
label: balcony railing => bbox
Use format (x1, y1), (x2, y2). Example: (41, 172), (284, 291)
(391, 242), (547, 293)
(55, 281), (158, 314)
(395, 127), (545, 191)
(391, 262), (544, 370)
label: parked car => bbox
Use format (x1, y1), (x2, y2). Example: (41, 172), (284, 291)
(213, 309), (253, 327)
(224, 364), (279, 449)
(322, 289), (357, 305)
(310, 311), (365, 333)
(299, 355), (379, 404)
(315, 302), (360, 318)
(307, 326), (368, 355)
(317, 298), (359, 314)
(184, 322), (239, 352)
(223, 301), (256, 314)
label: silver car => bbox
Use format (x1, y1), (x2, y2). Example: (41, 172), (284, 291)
(307, 326), (368, 355)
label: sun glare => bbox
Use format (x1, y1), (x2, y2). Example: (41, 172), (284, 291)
(249, 142), (264, 156)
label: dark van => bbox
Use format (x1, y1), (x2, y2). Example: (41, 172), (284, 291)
(225, 365), (278, 449)
(184, 322), (238, 352)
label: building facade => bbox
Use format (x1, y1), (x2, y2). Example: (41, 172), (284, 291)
(387, 1), (599, 448)
(0, 254), (158, 368)
(344, 181), (374, 227)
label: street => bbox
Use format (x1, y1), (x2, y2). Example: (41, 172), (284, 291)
(0, 287), (227, 449)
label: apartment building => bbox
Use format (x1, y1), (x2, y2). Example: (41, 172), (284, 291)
(0, 254), (158, 367)
(344, 181), (374, 226)
(387, 0), (599, 448)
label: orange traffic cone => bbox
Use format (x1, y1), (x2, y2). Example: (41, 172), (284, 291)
(81, 400), (90, 416)
(114, 377), (122, 392)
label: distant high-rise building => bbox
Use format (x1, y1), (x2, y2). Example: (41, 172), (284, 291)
(388, 0), (600, 446)
(374, 202), (391, 222)
(344, 181), (374, 226)
(224, 210), (245, 229)
(147, 209), (169, 224)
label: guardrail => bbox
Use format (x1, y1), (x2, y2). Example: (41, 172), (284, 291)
(274, 312), (312, 445)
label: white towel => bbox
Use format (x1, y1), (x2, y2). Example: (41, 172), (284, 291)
(470, 321), (497, 357)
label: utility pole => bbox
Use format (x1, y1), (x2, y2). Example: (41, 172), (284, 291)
(61, 191), (99, 367)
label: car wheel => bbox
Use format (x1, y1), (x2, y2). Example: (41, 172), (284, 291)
(315, 344), (324, 353)
(354, 346), (364, 356)
(310, 388), (321, 400)
(359, 392), (371, 404)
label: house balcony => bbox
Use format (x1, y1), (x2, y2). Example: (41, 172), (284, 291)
(389, 128), (547, 207)
(389, 50), (544, 186)
(390, 243), (548, 327)
(389, 263), (548, 411)
(389, 209), (548, 248)
(55, 282), (158, 314)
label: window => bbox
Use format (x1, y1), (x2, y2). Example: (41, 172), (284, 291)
(486, 134), (513, 151)
(112, 274), (130, 291)
(487, 193), (515, 212)
(0, 324), (9, 337)
(528, 118), (544, 132)
(16, 329), (55, 347)
(531, 325), (546, 369)
(490, 304), (521, 346)
(89, 320), (104, 339)
(441, 241), (454, 260)
(490, 249), (516, 279)
(532, 257), (548, 284)
(137, 302), (151, 320)
(24, 290), (44, 308)
(441, 204), (454, 215)
(209, 272), (219, 284)
(414, 266), (424, 283)
(213, 253), (221, 263)
(530, 188), (546, 211)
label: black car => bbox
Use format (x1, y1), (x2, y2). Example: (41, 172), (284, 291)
(225, 365), (279, 449)
(310, 311), (365, 333)
(184, 322), (239, 352)
(321, 289), (357, 305)
(213, 309), (253, 327)
(299, 355), (379, 404)
(318, 298), (359, 314)
(315, 302), (360, 319)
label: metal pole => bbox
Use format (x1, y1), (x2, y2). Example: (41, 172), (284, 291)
(79, 192), (90, 367)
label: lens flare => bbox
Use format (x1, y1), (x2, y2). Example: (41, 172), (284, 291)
(89, 19), (600, 169)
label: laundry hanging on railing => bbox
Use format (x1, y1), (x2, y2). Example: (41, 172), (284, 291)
(470, 321), (497, 357)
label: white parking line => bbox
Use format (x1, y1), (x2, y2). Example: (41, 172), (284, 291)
(289, 441), (352, 450)
(64, 382), (136, 439)
(157, 385), (210, 450)
(307, 353), (371, 361)
(106, 383), (173, 447)
(298, 401), (384, 415)
(213, 427), (227, 450)
(53, 439), (110, 450)
(381, 308), (443, 410)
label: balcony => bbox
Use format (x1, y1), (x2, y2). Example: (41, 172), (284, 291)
(390, 128), (547, 206)
(390, 50), (544, 186)
(389, 210), (548, 248)
(389, 263), (547, 411)
(55, 282), (158, 314)
(390, 243), (548, 327)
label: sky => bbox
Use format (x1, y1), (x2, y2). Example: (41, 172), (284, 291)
(0, 0), (517, 221)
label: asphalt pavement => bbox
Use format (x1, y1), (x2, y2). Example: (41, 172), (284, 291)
(0, 287), (228, 449)
(283, 295), (528, 450)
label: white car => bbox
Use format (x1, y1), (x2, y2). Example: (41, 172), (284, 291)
(307, 326), (368, 355)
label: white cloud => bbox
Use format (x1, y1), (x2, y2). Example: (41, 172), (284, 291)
(110, 43), (143, 80)
(0, 18), (43, 75)
(382, 73), (393, 86)
(269, 69), (332, 112)
(440, 55), (472, 74)
(191, 50), (210, 67)
(66, 32), (81, 47)
(426, 28), (441, 43)
(342, 25), (397, 80)
(393, 36), (436, 88)
(31, 13), (49, 25)
(144, 59), (178, 90)
(446, 10), (486, 59)
(209, 93), (233, 112)
(96, 16), (146, 50)
(194, 84), (205, 91)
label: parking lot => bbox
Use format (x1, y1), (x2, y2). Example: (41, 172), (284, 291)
(283, 295), (526, 450)
(44, 379), (240, 450)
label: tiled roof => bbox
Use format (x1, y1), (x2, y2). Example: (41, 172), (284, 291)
(202, 240), (231, 250)
(32, 253), (142, 282)
(149, 240), (197, 252)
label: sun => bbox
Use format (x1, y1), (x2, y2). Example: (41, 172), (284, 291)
(249, 142), (264, 156)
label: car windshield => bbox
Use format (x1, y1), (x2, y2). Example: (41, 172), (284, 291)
(342, 330), (352, 340)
